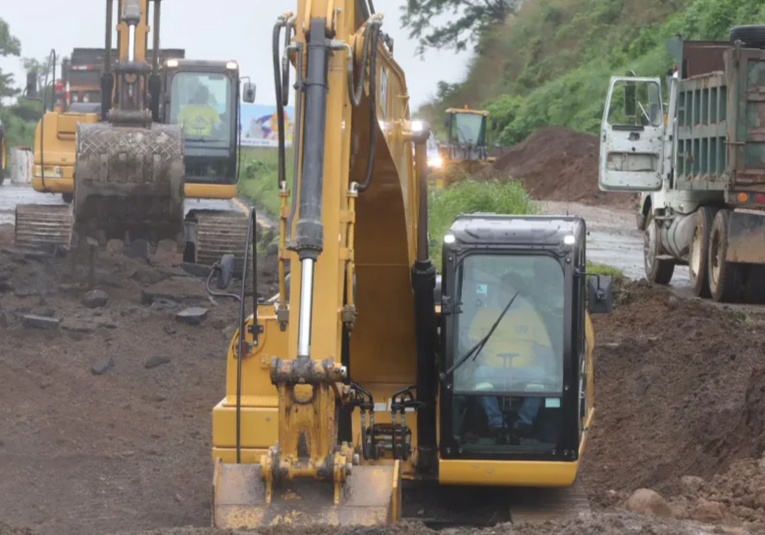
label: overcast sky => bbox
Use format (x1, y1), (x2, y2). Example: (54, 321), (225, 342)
(0, 0), (470, 110)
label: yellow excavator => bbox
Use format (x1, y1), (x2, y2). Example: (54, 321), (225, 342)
(205, 0), (614, 528)
(14, 0), (254, 272)
(429, 107), (496, 188)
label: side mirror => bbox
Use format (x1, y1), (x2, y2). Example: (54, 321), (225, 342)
(586, 275), (614, 314)
(242, 82), (256, 103)
(25, 71), (38, 99)
(491, 119), (498, 130)
(624, 82), (636, 118)
(214, 254), (236, 290)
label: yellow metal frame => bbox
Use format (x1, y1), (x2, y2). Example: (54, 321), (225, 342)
(210, 0), (598, 528)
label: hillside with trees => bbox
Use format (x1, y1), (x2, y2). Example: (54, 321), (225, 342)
(406, 0), (765, 146)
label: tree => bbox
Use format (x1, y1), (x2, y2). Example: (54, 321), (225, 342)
(0, 17), (22, 99)
(22, 56), (56, 95)
(400, 0), (519, 56)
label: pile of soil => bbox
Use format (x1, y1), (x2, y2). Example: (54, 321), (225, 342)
(489, 127), (633, 208)
(584, 280), (765, 530)
(0, 235), (279, 535)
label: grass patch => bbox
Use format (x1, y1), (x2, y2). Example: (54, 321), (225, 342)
(428, 178), (539, 262)
(237, 147), (293, 221)
(586, 261), (624, 278)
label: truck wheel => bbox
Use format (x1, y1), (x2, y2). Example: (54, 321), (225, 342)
(730, 25), (765, 48)
(644, 214), (674, 285)
(707, 209), (742, 302)
(688, 206), (716, 297)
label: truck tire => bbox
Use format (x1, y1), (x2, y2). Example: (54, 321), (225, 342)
(688, 206), (716, 297)
(730, 25), (765, 48)
(644, 214), (674, 285)
(707, 209), (742, 302)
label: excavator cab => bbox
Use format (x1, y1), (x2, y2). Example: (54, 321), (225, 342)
(438, 215), (612, 489)
(161, 59), (241, 190)
(443, 108), (490, 162)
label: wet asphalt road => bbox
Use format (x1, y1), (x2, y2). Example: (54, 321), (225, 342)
(0, 183), (688, 288)
(537, 200), (691, 288)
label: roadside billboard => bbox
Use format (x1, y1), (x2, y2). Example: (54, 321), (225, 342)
(240, 103), (295, 148)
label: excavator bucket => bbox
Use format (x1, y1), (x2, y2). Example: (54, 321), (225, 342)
(73, 121), (185, 244)
(212, 459), (401, 528)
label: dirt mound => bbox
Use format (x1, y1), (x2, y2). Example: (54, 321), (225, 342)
(0, 243), (279, 535)
(490, 127), (632, 208)
(585, 280), (765, 512)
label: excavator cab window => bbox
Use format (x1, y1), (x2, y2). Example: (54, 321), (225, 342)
(449, 113), (486, 146)
(450, 253), (565, 453)
(168, 72), (232, 142)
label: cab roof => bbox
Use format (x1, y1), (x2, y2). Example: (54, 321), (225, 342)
(446, 213), (586, 246)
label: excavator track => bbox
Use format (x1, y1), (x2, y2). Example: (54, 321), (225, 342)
(186, 209), (252, 276)
(14, 204), (73, 251)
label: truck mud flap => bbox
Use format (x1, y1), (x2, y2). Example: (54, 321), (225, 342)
(73, 122), (185, 245)
(212, 459), (401, 528)
(725, 210), (765, 264)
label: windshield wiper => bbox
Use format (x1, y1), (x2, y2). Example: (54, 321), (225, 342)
(440, 290), (519, 380)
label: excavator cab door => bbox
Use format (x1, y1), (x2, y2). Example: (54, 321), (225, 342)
(599, 76), (665, 192)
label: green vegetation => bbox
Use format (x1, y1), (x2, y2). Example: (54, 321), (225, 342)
(428, 178), (538, 260)
(586, 262), (624, 278)
(419, 0), (765, 146)
(0, 17), (49, 159)
(237, 147), (294, 221)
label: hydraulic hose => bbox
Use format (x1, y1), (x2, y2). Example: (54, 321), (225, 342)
(350, 21), (382, 193)
(272, 17), (289, 190)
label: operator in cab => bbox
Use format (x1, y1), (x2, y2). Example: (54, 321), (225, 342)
(468, 261), (561, 445)
(178, 85), (221, 137)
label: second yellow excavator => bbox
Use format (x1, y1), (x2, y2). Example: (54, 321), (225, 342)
(14, 0), (254, 273)
(205, 0), (614, 528)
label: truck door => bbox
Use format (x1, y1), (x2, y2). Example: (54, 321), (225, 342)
(599, 76), (665, 192)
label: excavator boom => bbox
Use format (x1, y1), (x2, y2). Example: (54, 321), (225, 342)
(73, 0), (185, 245)
(208, 0), (615, 530)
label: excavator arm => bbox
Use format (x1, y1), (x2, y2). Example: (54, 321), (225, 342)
(211, 0), (433, 527)
(72, 0), (185, 245)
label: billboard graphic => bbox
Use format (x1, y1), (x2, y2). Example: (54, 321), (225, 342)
(240, 103), (295, 148)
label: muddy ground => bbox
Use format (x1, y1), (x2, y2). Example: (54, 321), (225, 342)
(2, 223), (765, 535)
(3, 125), (765, 535)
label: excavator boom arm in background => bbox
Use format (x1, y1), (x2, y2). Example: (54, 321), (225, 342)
(72, 0), (185, 245)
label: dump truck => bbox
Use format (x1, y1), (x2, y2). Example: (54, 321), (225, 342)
(599, 27), (765, 303)
(203, 1), (615, 529)
(62, 47), (186, 108)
